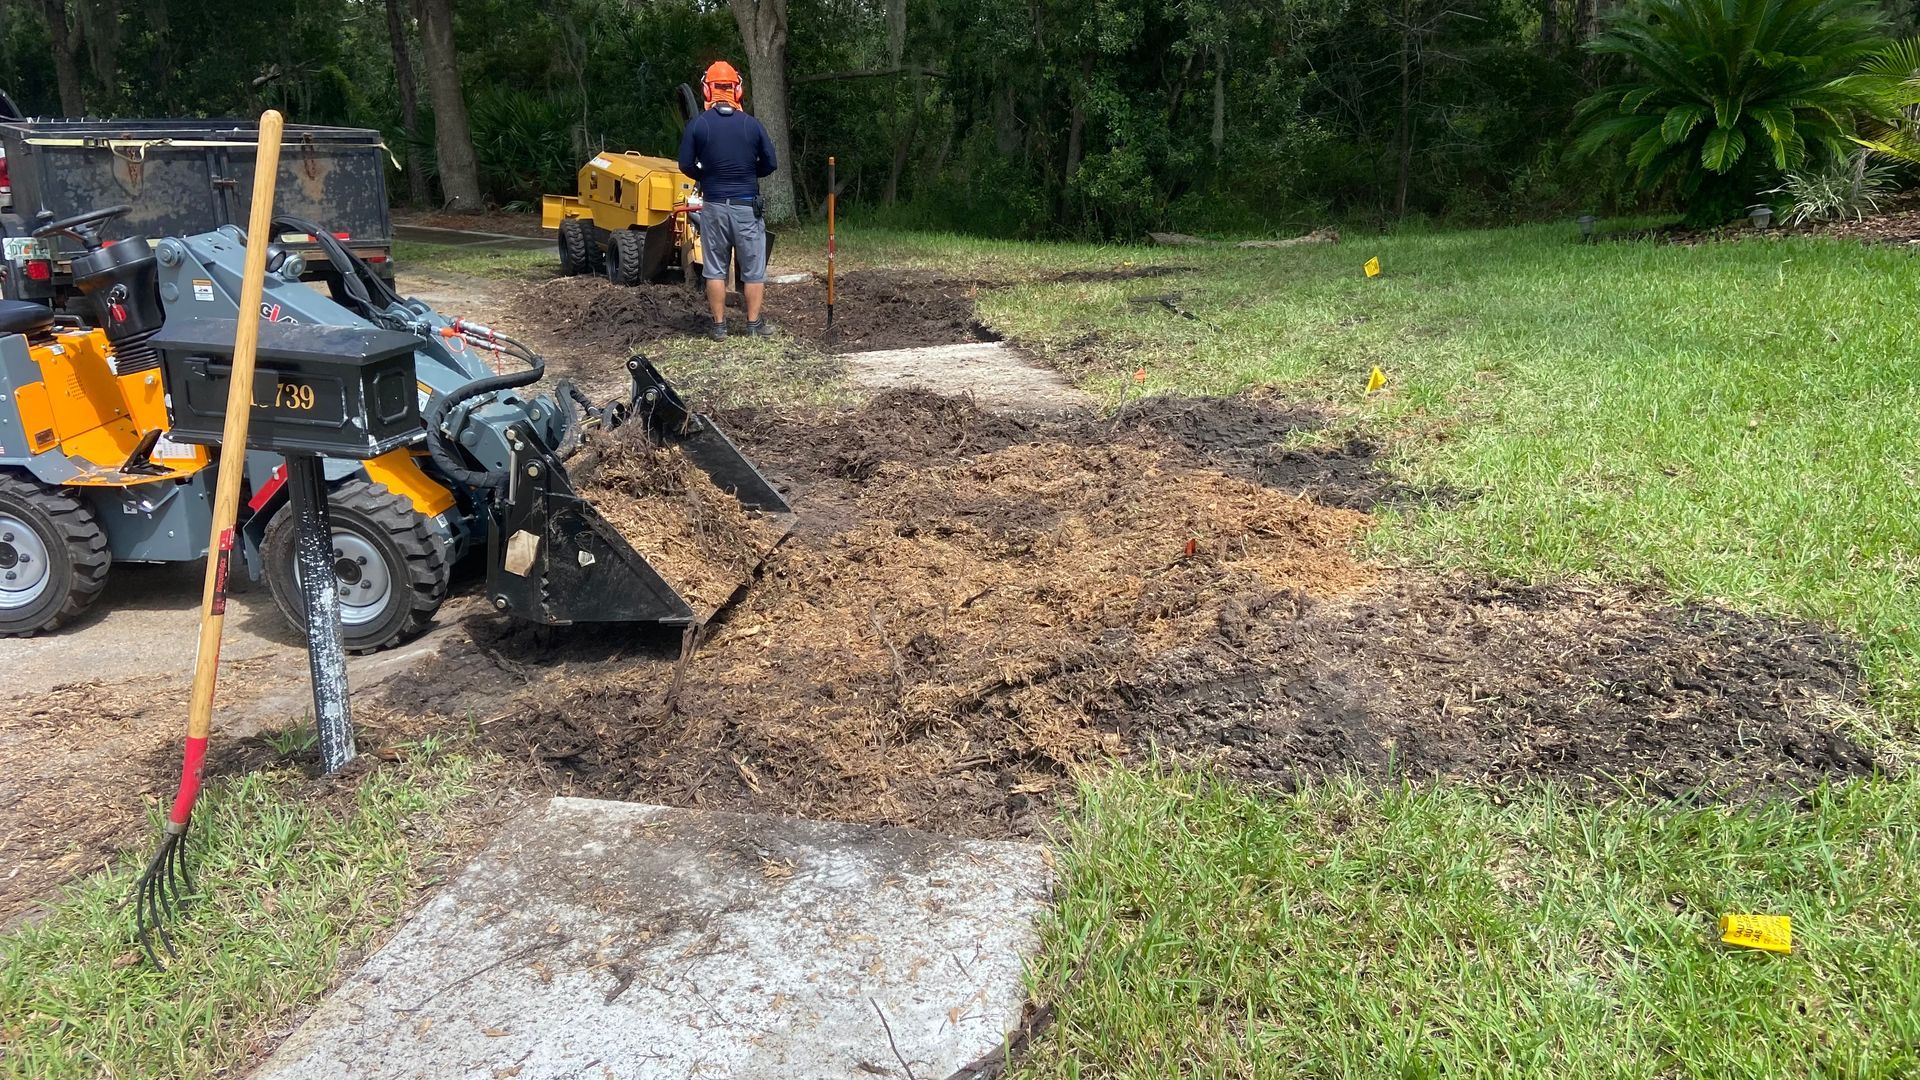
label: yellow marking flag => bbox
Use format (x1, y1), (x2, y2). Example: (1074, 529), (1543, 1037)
(1364, 256), (1381, 278)
(1720, 914), (1791, 954)
(1366, 366), (1387, 395)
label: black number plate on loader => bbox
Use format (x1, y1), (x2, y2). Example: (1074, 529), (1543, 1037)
(153, 317), (421, 459)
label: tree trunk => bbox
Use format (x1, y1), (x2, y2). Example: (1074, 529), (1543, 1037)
(38, 1), (87, 116)
(885, 64), (924, 206)
(385, 0), (432, 207)
(1064, 55), (1092, 185)
(1538, 0), (1559, 47)
(885, 0), (907, 68)
(1394, 0), (1413, 217)
(730, 0), (797, 223)
(146, 0), (172, 103)
(994, 83), (1020, 157)
(1210, 48), (1226, 165)
(412, 0), (483, 210)
(78, 0), (118, 97)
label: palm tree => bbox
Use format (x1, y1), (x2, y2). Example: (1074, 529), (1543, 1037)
(1572, 0), (1909, 224)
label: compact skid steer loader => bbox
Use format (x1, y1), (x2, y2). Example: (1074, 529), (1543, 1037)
(0, 203), (787, 650)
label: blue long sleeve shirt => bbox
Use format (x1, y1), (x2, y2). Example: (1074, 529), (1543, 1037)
(677, 106), (778, 201)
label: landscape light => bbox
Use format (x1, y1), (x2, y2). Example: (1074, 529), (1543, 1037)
(1749, 204), (1774, 230)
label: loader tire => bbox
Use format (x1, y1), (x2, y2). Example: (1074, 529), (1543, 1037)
(262, 479), (449, 654)
(606, 229), (647, 287)
(557, 217), (592, 276)
(0, 473), (109, 637)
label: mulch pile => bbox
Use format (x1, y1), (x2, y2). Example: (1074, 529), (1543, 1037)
(569, 425), (787, 620)
(374, 391), (1882, 838)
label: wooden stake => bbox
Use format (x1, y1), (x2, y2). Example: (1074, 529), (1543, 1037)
(826, 156), (837, 329)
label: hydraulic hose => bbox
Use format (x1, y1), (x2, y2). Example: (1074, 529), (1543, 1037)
(423, 326), (547, 490)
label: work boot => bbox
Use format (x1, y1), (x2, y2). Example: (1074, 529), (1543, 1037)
(747, 318), (774, 337)
(706, 320), (728, 342)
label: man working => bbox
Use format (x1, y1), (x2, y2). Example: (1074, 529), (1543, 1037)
(678, 60), (778, 341)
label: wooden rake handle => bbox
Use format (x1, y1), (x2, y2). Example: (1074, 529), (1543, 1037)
(168, 109), (285, 827)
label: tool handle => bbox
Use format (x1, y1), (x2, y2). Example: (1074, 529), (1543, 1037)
(826, 157), (836, 307)
(182, 111), (283, 750)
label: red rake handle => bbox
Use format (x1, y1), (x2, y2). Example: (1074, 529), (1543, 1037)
(167, 737), (210, 828)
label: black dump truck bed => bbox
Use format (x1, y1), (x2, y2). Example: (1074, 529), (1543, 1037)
(0, 117), (393, 299)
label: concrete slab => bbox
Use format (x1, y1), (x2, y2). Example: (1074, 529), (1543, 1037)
(254, 798), (1052, 1080)
(843, 341), (1092, 413)
(0, 559), (470, 736)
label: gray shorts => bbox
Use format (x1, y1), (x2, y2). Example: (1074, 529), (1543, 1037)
(699, 201), (767, 284)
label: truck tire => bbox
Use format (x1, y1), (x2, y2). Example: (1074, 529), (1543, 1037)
(607, 229), (647, 287)
(262, 479), (448, 653)
(0, 473), (110, 636)
(558, 218), (592, 276)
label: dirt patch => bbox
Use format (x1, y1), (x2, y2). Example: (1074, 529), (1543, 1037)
(1105, 392), (1456, 510)
(504, 271), (997, 357)
(1043, 266), (1195, 284)
(367, 391), (1880, 839)
(514, 276), (713, 352)
(766, 271), (998, 353)
(732, 390), (1040, 482)
(1121, 576), (1876, 801)
(469, 438), (1372, 836)
(569, 426), (788, 620)
(729, 389), (1448, 513)
(1787, 203), (1920, 245)
(0, 680), (179, 921)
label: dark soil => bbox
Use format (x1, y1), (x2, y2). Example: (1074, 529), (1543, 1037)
(1103, 392), (1461, 511)
(727, 389), (1452, 514)
(366, 391), (1881, 840)
(1120, 576), (1876, 802)
(1043, 266), (1195, 283)
(508, 270), (998, 356)
(766, 271), (999, 352)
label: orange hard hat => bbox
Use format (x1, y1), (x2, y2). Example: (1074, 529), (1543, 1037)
(703, 61), (743, 108)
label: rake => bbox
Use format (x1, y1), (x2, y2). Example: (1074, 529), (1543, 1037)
(136, 109), (285, 967)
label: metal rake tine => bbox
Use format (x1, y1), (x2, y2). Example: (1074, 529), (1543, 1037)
(137, 878), (178, 965)
(166, 832), (194, 902)
(134, 835), (184, 966)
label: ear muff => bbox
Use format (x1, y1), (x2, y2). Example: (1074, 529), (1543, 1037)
(703, 61), (744, 108)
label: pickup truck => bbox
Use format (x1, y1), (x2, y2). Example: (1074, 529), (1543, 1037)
(0, 112), (394, 306)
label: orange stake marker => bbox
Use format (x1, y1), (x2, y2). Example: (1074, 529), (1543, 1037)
(826, 156), (838, 330)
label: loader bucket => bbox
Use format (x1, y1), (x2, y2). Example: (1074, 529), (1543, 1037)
(485, 423), (701, 626)
(483, 356), (789, 627)
(623, 354), (789, 513)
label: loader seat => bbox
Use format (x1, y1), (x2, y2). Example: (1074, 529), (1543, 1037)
(0, 300), (53, 337)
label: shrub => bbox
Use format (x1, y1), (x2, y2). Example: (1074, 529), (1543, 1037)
(1770, 152), (1901, 223)
(1571, 0), (1905, 225)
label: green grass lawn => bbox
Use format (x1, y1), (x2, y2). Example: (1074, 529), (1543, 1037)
(0, 751), (475, 1078)
(1016, 768), (1920, 1079)
(6, 224), (1905, 1076)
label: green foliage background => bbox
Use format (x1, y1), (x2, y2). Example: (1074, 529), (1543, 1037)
(0, 0), (1912, 235)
